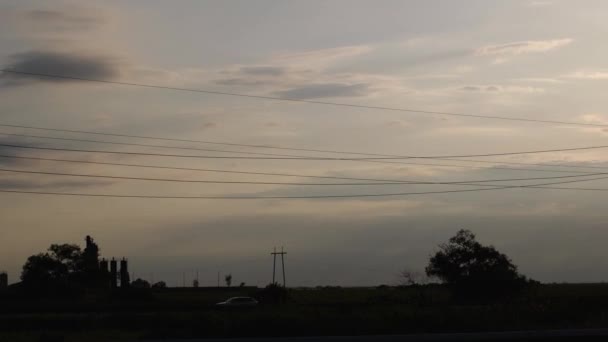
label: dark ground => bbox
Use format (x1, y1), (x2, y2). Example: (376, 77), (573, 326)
(2, 283), (608, 341)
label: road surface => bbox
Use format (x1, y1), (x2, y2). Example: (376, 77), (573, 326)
(145, 328), (608, 341)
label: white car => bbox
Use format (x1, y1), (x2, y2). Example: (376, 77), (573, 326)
(216, 297), (259, 307)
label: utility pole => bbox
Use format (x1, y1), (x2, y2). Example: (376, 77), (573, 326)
(272, 247), (276, 284)
(281, 246), (286, 288)
(217, 271), (220, 287)
(271, 246), (287, 287)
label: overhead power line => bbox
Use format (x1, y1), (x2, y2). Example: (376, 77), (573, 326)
(3, 132), (606, 172)
(0, 187), (514, 199)
(2, 69), (607, 128)
(0, 167), (601, 186)
(1, 141), (607, 161)
(1, 174), (608, 199)
(0, 132), (608, 173)
(0, 154), (597, 186)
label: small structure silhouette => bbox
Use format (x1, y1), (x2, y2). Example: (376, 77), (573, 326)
(84, 235), (100, 272)
(0, 272), (7, 290)
(120, 258), (130, 288)
(110, 258), (118, 288)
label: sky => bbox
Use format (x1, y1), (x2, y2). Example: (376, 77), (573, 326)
(2, 0), (608, 286)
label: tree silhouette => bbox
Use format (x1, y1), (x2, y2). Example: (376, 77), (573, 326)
(426, 229), (530, 299)
(131, 278), (151, 289)
(400, 269), (433, 286)
(21, 244), (84, 289)
(152, 281), (167, 288)
(225, 274), (232, 287)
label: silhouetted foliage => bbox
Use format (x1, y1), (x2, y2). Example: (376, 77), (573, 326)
(400, 269), (434, 286)
(426, 229), (531, 299)
(19, 238), (114, 295)
(152, 281), (167, 288)
(257, 283), (288, 304)
(224, 274), (232, 287)
(131, 278), (151, 289)
(21, 244), (84, 291)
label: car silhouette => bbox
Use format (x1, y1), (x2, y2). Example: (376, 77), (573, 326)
(215, 297), (259, 307)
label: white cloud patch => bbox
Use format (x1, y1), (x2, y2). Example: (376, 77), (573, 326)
(566, 114), (608, 136)
(512, 77), (564, 84)
(475, 39), (572, 56)
(475, 38), (572, 64)
(564, 70), (608, 80)
(273, 45), (373, 69)
(458, 85), (545, 94)
(527, 1), (553, 7)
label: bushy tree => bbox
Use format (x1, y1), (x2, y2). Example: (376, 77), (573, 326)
(131, 278), (151, 289)
(20, 238), (111, 293)
(152, 281), (167, 289)
(426, 230), (531, 299)
(225, 274), (232, 287)
(21, 244), (84, 289)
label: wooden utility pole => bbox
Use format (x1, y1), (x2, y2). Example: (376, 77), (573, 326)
(272, 247), (276, 284)
(281, 246), (286, 288)
(271, 246), (287, 287)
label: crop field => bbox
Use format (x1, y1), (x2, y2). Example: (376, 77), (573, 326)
(1, 284), (608, 341)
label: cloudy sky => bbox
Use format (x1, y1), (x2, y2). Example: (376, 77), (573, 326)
(2, 0), (608, 286)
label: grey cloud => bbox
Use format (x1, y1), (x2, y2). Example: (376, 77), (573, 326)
(461, 86), (481, 91)
(275, 83), (371, 99)
(0, 138), (37, 167)
(458, 84), (542, 94)
(0, 178), (113, 190)
(460, 85), (502, 92)
(213, 78), (270, 86)
(213, 66), (286, 86)
(2, 51), (119, 86)
(239, 66), (285, 76)
(25, 9), (104, 31)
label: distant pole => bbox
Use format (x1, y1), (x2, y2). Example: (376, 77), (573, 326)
(272, 247), (277, 284)
(271, 247), (287, 287)
(217, 271), (220, 287)
(183, 272), (186, 287)
(281, 246), (286, 288)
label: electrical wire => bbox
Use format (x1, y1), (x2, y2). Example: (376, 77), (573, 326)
(1, 142), (607, 161)
(2, 132), (608, 172)
(2, 69), (607, 128)
(1, 174), (608, 199)
(0, 167), (602, 186)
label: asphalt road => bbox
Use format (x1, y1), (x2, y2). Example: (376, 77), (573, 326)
(146, 328), (608, 341)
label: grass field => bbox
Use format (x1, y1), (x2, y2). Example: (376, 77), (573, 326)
(1, 284), (608, 341)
